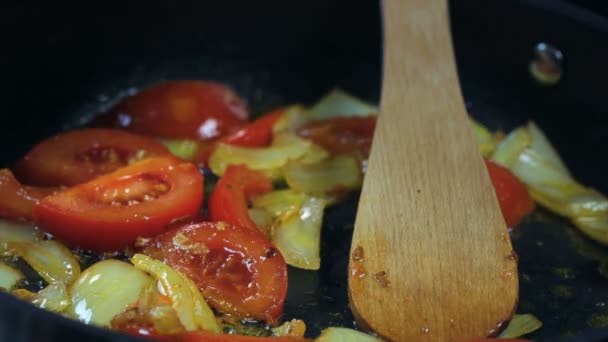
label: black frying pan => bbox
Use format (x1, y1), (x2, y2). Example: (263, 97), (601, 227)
(1, 0), (607, 341)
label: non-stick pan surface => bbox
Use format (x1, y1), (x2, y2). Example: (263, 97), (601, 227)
(1, 0), (607, 341)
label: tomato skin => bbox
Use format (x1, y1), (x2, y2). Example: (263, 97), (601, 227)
(209, 165), (273, 232)
(485, 159), (535, 227)
(99, 81), (249, 140)
(0, 169), (56, 221)
(155, 331), (310, 342)
(14, 128), (170, 187)
(297, 116), (376, 160)
(33, 157), (203, 252)
(223, 109), (283, 147)
(140, 221), (288, 324)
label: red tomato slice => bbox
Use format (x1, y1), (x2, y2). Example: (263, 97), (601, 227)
(0, 169), (56, 221)
(223, 109), (284, 147)
(297, 116), (376, 160)
(140, 221), (288, 324)
(485, 159), (535, 227)
(209, 165), (273, 232)
(156, 331), (309, 342)
(98, 81), (249, 140)
(33, 157), (203, 252)
(14, 128), (171, 187)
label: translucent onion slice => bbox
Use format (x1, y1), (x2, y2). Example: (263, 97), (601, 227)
(308, 89), (378, 120)
(209, 132), (313, 177)
(498, 313), (543, 338)
(160, 139), (199, 161)
(491, 126), (532, 168)
(272, 196), (326, 270)
(0, 262), (23, 290)
(272, 319), (307, 338)
(470, 118), (497, 157)
(316, 327), (382, 342)
(131, 254), (220, 333)
(283, 155), (362, 196)
(273, 105), (310, 134)
(253, 190), (307, 218)
(68, 259), (153, 326)
(491, 122), (608, 244)
(0, 219), (41, 255)
(27, 282), (71, 312)
(5, 240), (80, 285)
(248, 208), (274, 236)
(528, 122), (570, 176)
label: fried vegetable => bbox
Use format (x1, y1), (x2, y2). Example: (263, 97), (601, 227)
(5, 240), (80, 285)
(272, 319), (307, 338)
(470, 118), (498, 157)
(498, 314), (543, 338)
(209, 133), (314, 177)
(316, 327), (382, 342)
(255, 191), (326, 270)
(161, 139), (200, 161)
(14, 282), (71, 312)
(491, 122), (608, 244)
(308, 89), (378, 120)
(0, 219), (41, 255)
(273, 105), (310, 134)
(131, 253), (221, 333)
(69, 259), (153, 326)
(283, 155), (362, 196)
(0, 262), (23, 290)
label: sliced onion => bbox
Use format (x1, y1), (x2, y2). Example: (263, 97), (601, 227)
(5, 240), (80, 285)
(272, 319), (307, 338)
(31, 282), (71, 312)
(491, 122), (608, 244)
(491, 126), (532, 168)
(68, 259), (152, 327)
(283, 155), (362, 196)
(248, 208), (274, 236)
(160, 139), (199, 161)
(0, 219), (41, 255)
(470, 118), (497, 157)
(527, 121), (570, 176)
(0, 262), (23, 290)
(209, 132), (313, 177)
(316, 327), (382, 342)
(498, 313), (542, 338)
(253, 190), (307, 218)
(131, 254), (220, 333)
(273, 105), (310, 133)
(272, 196), (326, 270)
(308, 89), (378, 120)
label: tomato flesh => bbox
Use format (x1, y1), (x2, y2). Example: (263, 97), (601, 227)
(209, 165), (273, 232)
(33, 157), (203, 252)
(0, 169), (56, 221)
(140, 221), (288, 324)
(297, 116), (376, 160)
(485, 159), (535, 228)
(14, 128), (170, 187)
(223, 109), (283, 147)
(99, 81), (249, 140)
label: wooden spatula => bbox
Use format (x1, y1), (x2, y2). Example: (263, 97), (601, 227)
(347, 1), (518, 341)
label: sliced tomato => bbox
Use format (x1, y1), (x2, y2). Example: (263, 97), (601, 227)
(0, 169), (56, 221)
(209, 165), (272, 232)
(14, 128), (170, 187)
(33, 156), (203, 252)
(140, 221), (288, 324)
(155, 331), (309, 342)
(98, 81), (249, 140)
(223, 109), (283, 147)
(485, 159), (535, 228)
(297, 116), (376, 160)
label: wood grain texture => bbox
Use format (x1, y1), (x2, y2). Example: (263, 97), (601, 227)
(347, 1), (518, 341)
